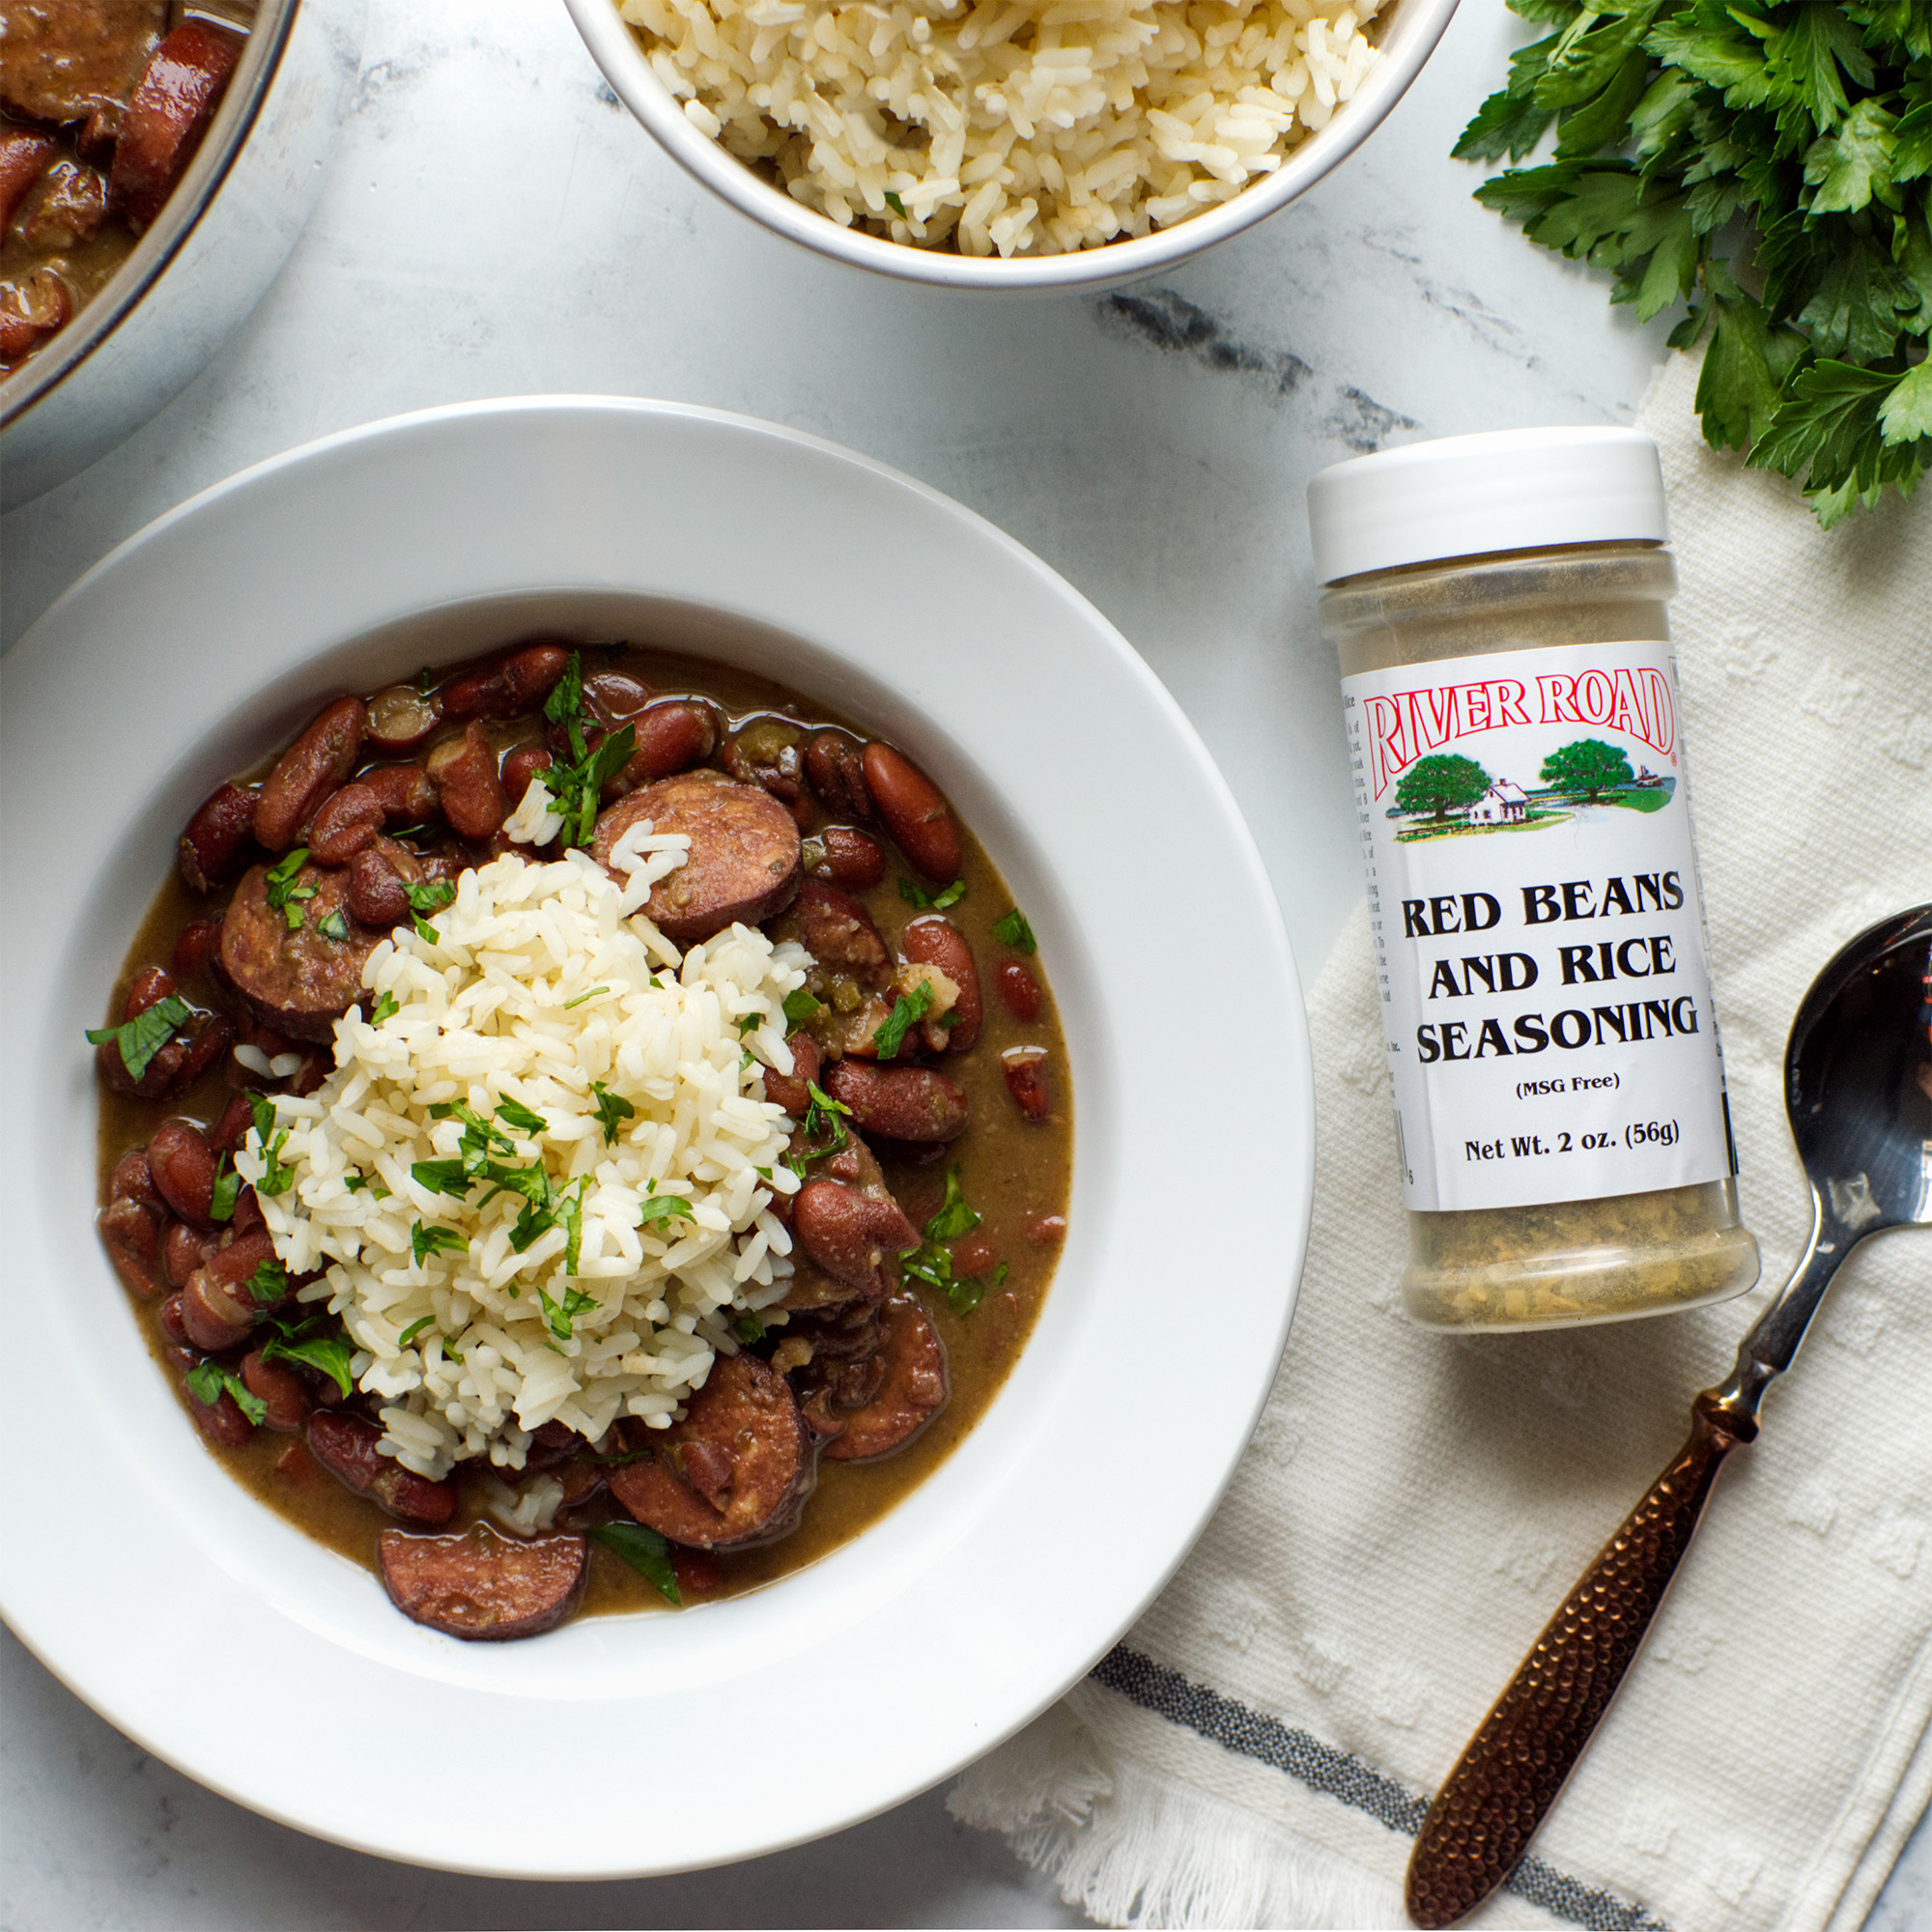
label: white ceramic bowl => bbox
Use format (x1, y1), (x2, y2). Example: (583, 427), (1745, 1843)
(0, 398), (1312, 1874)
(564, 0), (1460, 292)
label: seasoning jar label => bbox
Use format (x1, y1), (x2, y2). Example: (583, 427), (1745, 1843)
(1342, 639), (1737, 1212)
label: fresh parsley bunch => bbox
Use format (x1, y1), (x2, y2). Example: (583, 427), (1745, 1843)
(1458, 0), (1932, 524)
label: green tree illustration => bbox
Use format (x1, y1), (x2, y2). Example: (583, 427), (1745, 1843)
(1393, 753), (1491, 821)
(1540, 737), (1634, 802)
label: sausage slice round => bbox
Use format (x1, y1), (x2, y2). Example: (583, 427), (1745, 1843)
(593, 770), (801, 945)
(379, 1526), (588, 1641)
(822, 1295), (950, 1463)
(219, 861), (383, 1042)
(607, 1351), (811, 1549)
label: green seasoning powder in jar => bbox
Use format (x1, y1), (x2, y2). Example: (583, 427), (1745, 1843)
(1307, 428), (1760, 1330)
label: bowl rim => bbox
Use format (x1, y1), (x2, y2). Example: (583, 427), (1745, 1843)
(0, 395), (1316, 1875)
(562, 0), (1461, 289)
(0, 0), (303, 431)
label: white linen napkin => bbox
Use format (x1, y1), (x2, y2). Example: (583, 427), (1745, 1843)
(952, 349), (1932, 1932)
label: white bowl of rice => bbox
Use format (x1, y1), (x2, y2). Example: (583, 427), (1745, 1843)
(563, 0), (1459, 283)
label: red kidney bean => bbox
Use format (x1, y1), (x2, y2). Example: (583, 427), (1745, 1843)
(670, 1548), (724, 1597)
(365, 684), (441, 753)
(793, 1180), (920, 1298)
(125, 963), (177, 1017)
(442, 643), (571, 721)
(230, 1186), (265, 1236)
(99, 1196), (165, 1298)
(159, 1292), (190, 1347)
(185, 1376), (256, 1449)
(109, 1147), (163, 1211)
(241, 1347), (312, 1433)
(357, 761), (440, 823)
(170, 919), (220, 981)
(1024, 1212), (1067, 1246)
(760, 1032), (822, 1119)
(1002, 1048), (1052, 1122)
(623, 699), (718, 787)
(210, 1093), (256, 1153)
(952, 1233), (999, 1278)
(348, 844), (412, 926)
(995, 959), (1042, 1021)
(805, 731), (870, 820)
(0, 131), (56, 234)
(253, 696), (366, 852)
(163, 1219), (217, 1288)
(426, 723), (509, 838)
(861, 742), (960, 882)
(501, 744), (554, 807)
(824, 1060), (970, 1143)
(820, 825), (886, 891)
(309, 1411), (455, 1525)
(581, 668), (652, 724)
(177, 782), (258, 893)
(148, 1118), (218, 1228)
(182, 1229), (278, 1351)
(308, 782), (385, 865)
(107, 19), (242, 233)
(96, 977), (230, 1101)
(902, 915), (980, 1053)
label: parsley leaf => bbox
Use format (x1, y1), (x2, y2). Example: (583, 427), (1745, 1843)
(185, 1360), (268, 1427)
(265, 848), (317, 930)
(244, 1258), (288, 1304)
(735, 1312), (767, 1344)
(592, 1081), (637, 1147)
(1460, 0), (1932, 523)
(398, 1315), (436, 1347)
(638, 1190), (696, 1229)
(782, 986), (826, 1027)
(871, 981), (933, 1061)
(261, 1331), (356, 1399)
(496, 1096), (548, 1135)
(537, 1282), (599, 1341)
(897, 876), (966, 911)
(563, 985), (610, 1009)
(589, 1520), (682, 1605)
(924, 1166), (982, 1242)
(86, 993), (194, 1080)
(403, 879), (455, 946)
(317, 908), (350, 944)
(412, 1223), (468, 1265)
(209, 1155), (242, 1223)
(369, 990), (401, 1024)
(884, 188), (908, 217)
(992, 907), (1037, 953)
(412, 1158), (474, 1200)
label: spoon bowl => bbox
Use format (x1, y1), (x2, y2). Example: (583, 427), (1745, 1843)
(1405, 905), (1932, 1928)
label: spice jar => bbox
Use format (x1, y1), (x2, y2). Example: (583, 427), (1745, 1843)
(1307, 428), (1760, 1329)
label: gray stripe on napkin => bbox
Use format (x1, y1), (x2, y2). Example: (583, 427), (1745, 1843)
(1092, 1647), (1671, 1932)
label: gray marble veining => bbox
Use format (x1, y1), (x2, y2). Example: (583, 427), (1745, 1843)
(2, 0), (1922, 1924)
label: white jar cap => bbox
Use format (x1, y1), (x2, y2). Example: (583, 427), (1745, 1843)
(1306, 427), (1668, 583)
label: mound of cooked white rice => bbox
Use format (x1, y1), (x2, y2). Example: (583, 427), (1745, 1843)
(236, 846), (807, 1483)
(623, 0), (1384, 257)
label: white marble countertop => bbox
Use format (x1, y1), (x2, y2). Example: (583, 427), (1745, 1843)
(2, 0), (1924, 1923)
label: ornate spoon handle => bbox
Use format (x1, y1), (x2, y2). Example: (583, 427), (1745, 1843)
(1404, 1389), (1759, 1929)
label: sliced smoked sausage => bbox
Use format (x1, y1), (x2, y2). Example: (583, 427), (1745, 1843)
(822, 1295), (949, 1462)
(107, 19), (243, 233)
(252, 696), (366, 852)
(592, 770), (801, 946)
(219, 861), (383, 1042)
(379, 1525), (588, 1640)
(607, 1351), (811, 1549)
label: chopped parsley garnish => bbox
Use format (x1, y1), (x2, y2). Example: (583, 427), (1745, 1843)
(638, 1190), (696, 1230)
(900, 1236), (1009, 1316)
(209, 1155), (241, 1223)
(249, 1094), (297, 1197)
(884, 188), (908, 217)
(412, 1223), (467, 1265)
(86, 993), (194, 1080)
(589, 1520), (681, 1605)
(592, 1081), (636, 1147)
(185, 1361), (267, 1426)
(244, 1258), (288, 1304)
(992, 907), (1037, 954)
(397, 1315), (435, 1348)
(403, 879), (455, 945)
(898, 876), (965, 911)
(563, 985), (610, 1009)
(583, 1444), (655, 1466)
(800, 1079), (851, 1154)
(736, 1011), (761, 1037)
(416, 664), (437, 696)
(412, 1157), (473, 1200)
(536, 1282), (599, 1342)
(265, 848), (317, 930)
(735, 1312), (767, 1344)
(923, 1166), (982, 1242)
(782, 986), (826, 1028)
(317, 908), (350, 943)
(539, 653), (638, 848)
(543, 650), (583, 731)
(369, 990), (400, 1024)
(260, 1324), (356, 1399)
(343, 1172), (389, 1198)
(871, 980), (933, 1061)
(496, 1096), (548, 1135)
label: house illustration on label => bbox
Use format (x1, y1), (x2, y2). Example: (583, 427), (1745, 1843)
(1466, 778), (1529, 826)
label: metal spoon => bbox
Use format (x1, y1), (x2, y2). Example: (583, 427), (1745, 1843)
(1406, 904), (1932, 1929)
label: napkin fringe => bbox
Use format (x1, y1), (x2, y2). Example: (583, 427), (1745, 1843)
(951, 1702), (1394, 1930)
